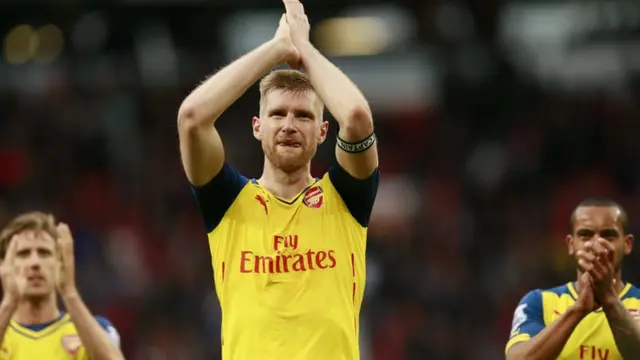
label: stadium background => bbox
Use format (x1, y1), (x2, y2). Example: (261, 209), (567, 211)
(1, 1), (640, 359)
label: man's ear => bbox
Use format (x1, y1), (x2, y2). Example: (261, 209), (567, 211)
(566, 234), (575, 255)
(318, 121), (329, 144)
(252, 116), (262, 141)
(624, 234), (634, 255)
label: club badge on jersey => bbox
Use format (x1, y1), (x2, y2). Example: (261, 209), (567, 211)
(303, 186), (324, 209)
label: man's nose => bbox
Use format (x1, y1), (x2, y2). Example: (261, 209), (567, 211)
(281, 115), (297, 132)
(26, 254), (41, 268)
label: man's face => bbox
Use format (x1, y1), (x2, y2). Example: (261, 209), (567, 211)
(11, 230), (57, 299)
(566, 206), (634, 273)
(253, 89), (328, 173)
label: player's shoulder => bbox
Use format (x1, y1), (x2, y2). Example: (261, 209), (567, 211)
(190, 163), (252, 232)
(322, 163), (379, 228)
(318, 171), (362, 205)
(518, 283), (572, 305)
(235, 178), (263, 197)
(622, 282), (640, 300)
(317, 172), (339, 195)
(94, 315), (120, 346)
(516, 289), (543, 308)
(541, 282), (573, 297)
(94, 315), (114, 330)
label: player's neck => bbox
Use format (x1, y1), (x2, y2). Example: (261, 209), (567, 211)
(259, 162), (314, 200)
(13, 294), (60, 325)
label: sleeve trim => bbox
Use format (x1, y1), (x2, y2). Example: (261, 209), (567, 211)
(505, 333), (531, 356)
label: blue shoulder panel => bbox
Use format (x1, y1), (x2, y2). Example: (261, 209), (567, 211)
(328, 163), (379, 227)
(190, 163), (249, 232)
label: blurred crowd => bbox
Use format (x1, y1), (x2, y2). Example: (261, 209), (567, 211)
(2, 2), (640, 360)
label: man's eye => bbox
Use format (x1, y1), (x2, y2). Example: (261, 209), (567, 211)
(270, 111), (287, 117)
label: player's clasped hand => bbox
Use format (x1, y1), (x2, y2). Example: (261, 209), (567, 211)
(283, 0), (310, 47)
(574, 272), (599, 313)
(271, 0), (311, 69)
(0, 237), (27, 307)
(576, 237), (617, 305)
(273, 13), (300, 68)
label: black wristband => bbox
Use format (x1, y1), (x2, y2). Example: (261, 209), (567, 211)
(336, 131), (376, 153)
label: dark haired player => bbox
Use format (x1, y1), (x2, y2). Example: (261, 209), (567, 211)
(506, 198), (640, 359)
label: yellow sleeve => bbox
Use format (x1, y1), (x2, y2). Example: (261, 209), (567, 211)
(505, 333), (531, 355)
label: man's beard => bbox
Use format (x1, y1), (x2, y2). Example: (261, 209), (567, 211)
(23, 291), (53, 304)
(263, 142), (317, 173)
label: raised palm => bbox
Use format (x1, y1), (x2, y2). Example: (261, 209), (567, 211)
(0, 238), (26, 305)
(283, 0), (310, 47)
(273, 14), (300, 68)
(576, 273), (599, 313)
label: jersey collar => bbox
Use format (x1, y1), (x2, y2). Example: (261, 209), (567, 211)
(567, 281), (632, 301)
(252, 178), (320, 205)
(10, 313), (71, 339)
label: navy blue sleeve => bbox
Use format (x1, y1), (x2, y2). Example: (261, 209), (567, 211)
(95, 316), (120, 347)
(190, 163), (249, 232)
(328, 163), (379, 227)
(509, 290), (545, 340)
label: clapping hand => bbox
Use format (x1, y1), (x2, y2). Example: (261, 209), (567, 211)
(574, 272), (599, 314)
(273, 13), (301, 68)
(283, 0), (310, 48)
(576, 238), (618, 306)
(0, 237), (27, 308)
(55, 223), (78, 298)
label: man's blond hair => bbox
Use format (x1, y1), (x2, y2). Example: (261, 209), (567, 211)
(0, 211), (57, 259)
(258, 69), (324, 117)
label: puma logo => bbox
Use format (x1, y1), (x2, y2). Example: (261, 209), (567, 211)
(255, 195), (268, 215)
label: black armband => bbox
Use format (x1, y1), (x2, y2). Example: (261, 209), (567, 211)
(336, 131), (376, 153)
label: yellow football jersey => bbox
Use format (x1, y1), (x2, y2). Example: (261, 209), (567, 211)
(190, 163), (379, 360)
(0, 313), (120, 360)
(506, 282), (640, 359)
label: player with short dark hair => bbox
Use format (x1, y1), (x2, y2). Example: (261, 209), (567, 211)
(177, 1), (378, 359)
(569, 198), (630, 234)
(0, 211), (123, 360)
(506, 198), (640, 360)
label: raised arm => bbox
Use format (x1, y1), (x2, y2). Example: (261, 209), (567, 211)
(284, 0), (377, 180)
(178, 15), (299, 186)
(56, 224), (124, 360)
(0, 239), (21, 354)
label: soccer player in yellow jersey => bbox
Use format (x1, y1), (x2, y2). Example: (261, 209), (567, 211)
(0, 212), (123, 360)
(506, 198), (640, 360)
(177, 1), (378, 359)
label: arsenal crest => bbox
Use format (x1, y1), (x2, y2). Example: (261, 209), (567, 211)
(303, 186), (324, 209)
(61, 335), (82, 355)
